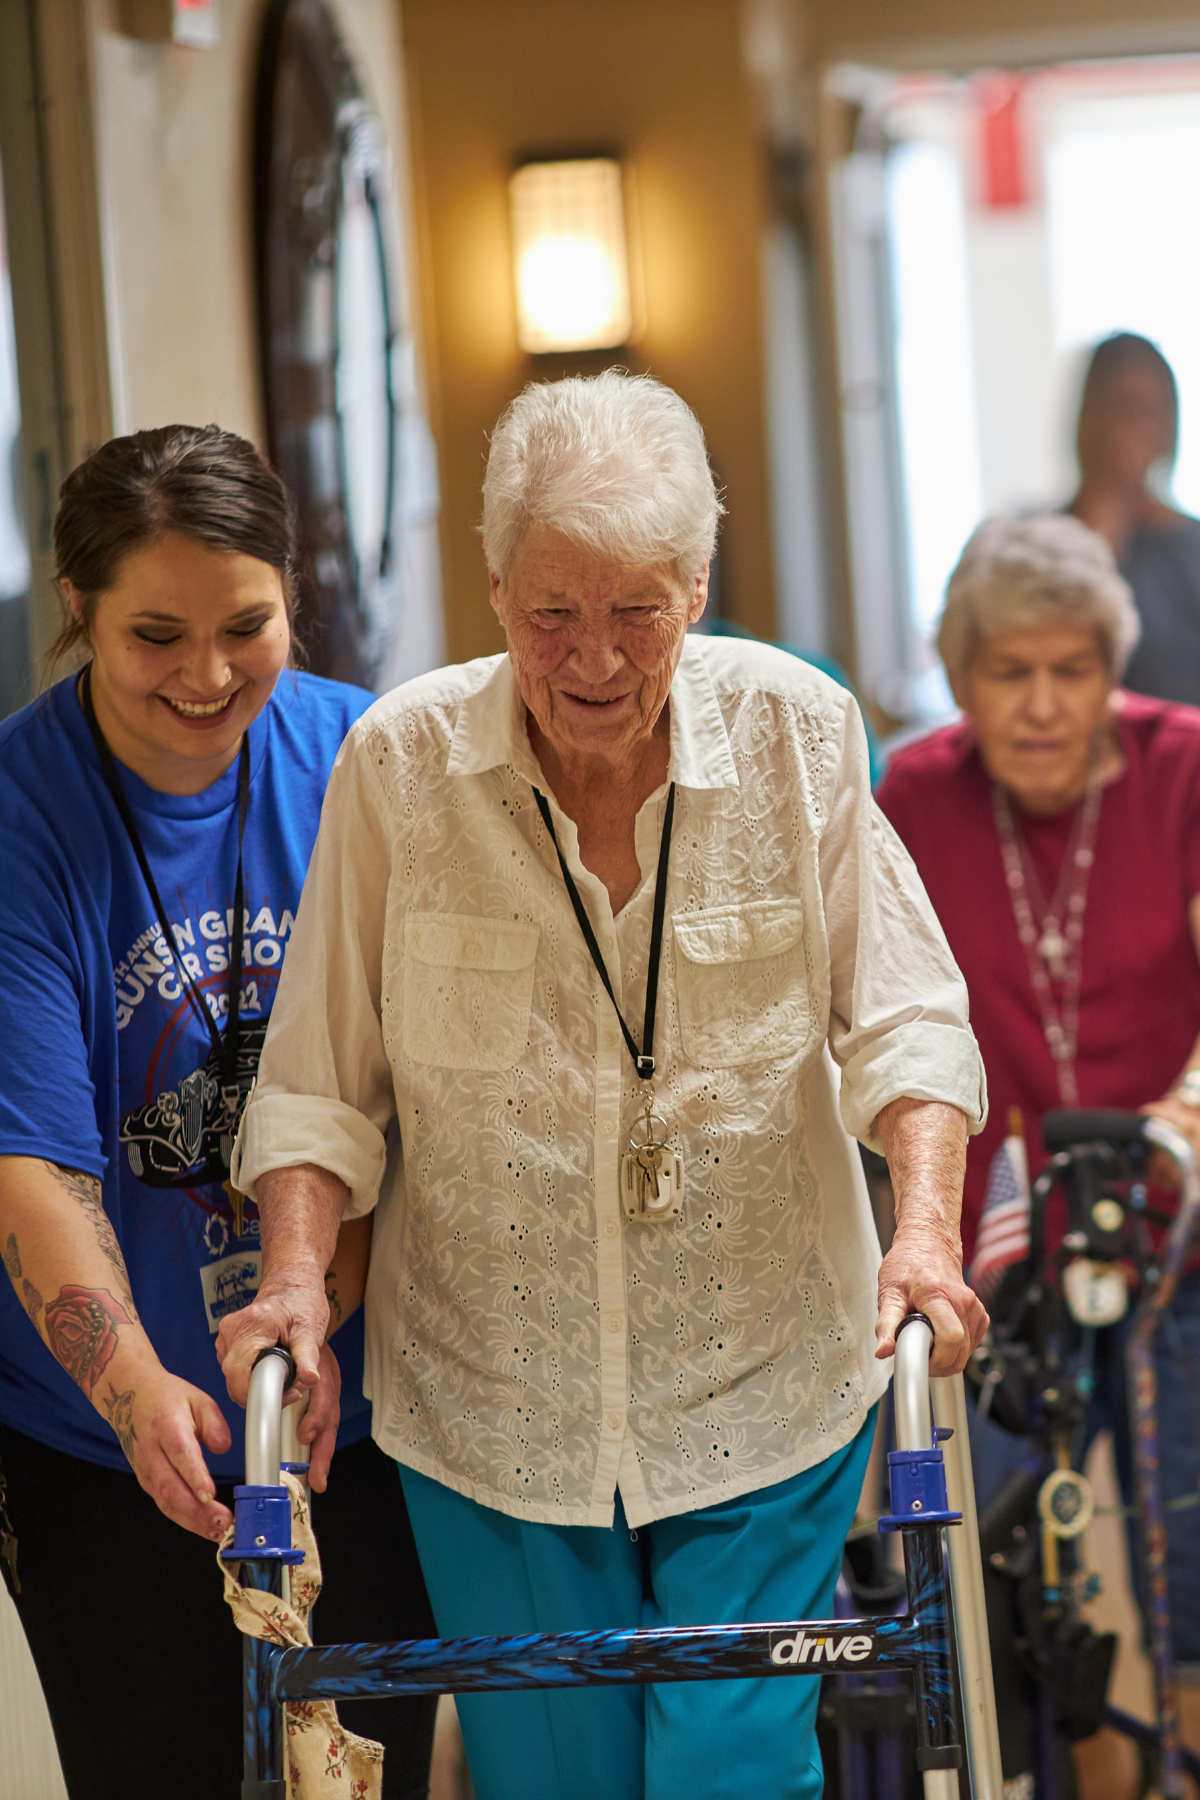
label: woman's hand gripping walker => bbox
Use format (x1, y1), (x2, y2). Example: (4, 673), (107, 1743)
(225, 1322), (1004, 1800)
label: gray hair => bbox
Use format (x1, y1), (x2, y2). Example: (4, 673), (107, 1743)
(937, 514), (1141, 689)
(481, 370), (723, 586)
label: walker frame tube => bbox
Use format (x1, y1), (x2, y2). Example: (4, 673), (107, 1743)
(932, 1374), (1005, 1800)
(1009, 1111), (1200, 1797)
(231, 1320), (998, 1800)
(1127, 1116), (1200, 1800)
(896, 1319), (1004, 1800)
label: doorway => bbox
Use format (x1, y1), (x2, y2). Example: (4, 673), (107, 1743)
(827, 54), (1200, 725)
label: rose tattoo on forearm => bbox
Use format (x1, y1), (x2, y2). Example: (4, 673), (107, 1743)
(44, 1286), (132, 1397)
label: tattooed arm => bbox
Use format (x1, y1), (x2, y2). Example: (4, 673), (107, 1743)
(324, 1211), (373, 1336)
(0, 1155), (234, 1541)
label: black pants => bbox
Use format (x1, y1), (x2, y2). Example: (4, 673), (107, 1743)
(0, 1423), (438, 1799)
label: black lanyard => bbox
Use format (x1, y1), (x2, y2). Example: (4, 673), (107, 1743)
(532, 782), (676, 1084)
(81, 663), (250, 1083)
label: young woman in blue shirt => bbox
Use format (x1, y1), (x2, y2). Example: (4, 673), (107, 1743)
(0, 425), (435, 1798)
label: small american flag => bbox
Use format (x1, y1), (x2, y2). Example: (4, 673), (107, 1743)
(968, 1107), (1031, 1300)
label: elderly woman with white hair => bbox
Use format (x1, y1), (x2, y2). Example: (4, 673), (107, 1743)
(880, 513), (1200, 1253)
(878, 511), (1200, 1793)
(219, 371), (987, 1800)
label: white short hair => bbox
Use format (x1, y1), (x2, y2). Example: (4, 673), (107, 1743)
(481, 370), (723, 586)
(937, 515), (1141, 688)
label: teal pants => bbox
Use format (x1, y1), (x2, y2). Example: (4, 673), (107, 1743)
(400, 1404), (877, 1800)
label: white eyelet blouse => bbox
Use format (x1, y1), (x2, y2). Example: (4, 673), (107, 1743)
(233, 636), (987, 1528)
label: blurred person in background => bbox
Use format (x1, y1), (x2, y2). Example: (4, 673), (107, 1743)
(0, 427), (435, 1800)
(1070, 331), (1200, 705)
(877, 514), (1200, 1799)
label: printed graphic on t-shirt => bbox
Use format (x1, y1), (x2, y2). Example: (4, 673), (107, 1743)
(112, 903), (295, 1031)
(113, 900), (295, 1331)
(120, 1018), (267, 1188)
(113, 899), (294, 1239)
(198, 1250), (263, 1333)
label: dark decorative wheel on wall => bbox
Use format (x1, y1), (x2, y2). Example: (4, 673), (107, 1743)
(254, 0), (399, 686)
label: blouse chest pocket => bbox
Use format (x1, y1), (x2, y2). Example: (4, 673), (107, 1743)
(672, 899), (815, 1070)
(403, 914), (540, 1071)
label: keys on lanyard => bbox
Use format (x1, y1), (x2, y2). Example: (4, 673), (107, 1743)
(622, 1101), (683, 1223)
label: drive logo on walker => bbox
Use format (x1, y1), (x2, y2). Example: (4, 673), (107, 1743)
(768, 1631), (874, 1665)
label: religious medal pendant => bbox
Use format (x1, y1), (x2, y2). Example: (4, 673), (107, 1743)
(621, 1098), (683, 1224)
(1037, 916), (1069, 980)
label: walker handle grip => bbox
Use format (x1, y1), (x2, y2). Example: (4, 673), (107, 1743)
(245, 1346), (296, 1488)
(893, 1313), (935, 1451)
(252, 1343), (298, 1387)
(1042, 1110), (1146, 1153)
(894, 1311), (934, 1345)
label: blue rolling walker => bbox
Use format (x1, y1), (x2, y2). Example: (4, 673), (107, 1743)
(226, 1314), (1004, 1800)
(966, 1111), (1200, 1800)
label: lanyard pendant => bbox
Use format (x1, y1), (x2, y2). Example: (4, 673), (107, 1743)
(621, 1105), (683, 1224)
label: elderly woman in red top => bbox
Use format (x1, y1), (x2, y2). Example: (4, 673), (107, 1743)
(877, 512), (1200, 1797)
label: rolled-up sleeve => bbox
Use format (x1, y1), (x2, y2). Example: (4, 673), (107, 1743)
(819, 700), (988, 1150)
(232, 725), (395, 1217)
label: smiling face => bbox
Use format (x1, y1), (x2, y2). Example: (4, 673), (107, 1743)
(68, 530), (290, 795)
(958, 623), (1115, 814)
(489, 525), (708, 787)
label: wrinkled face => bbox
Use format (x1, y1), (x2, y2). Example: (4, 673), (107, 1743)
(72, 530), (290, 791)
(958, 623), (1114, 814)
(1078, 363), (1176, 491)
(489, 525), (708, 773)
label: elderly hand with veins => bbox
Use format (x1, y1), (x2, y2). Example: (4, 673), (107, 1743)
(873, 1097), (989, 1377)
(217, 1163), (349, 1491)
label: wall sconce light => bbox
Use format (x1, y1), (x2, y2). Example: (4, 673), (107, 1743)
(509, 159), (637, 354)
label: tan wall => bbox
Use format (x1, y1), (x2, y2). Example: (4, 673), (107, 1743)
(803, 0), (1200, 69)
(90, 0), (264, 443)
(89, 0), (421, 449)
(402, 0), (775, 664)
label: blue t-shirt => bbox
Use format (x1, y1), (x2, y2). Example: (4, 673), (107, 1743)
(0, 669), (374, 1476)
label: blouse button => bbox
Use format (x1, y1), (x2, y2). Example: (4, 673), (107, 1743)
(604, 1220), (619, 1239)
(606, 1313), (623, 1334)
(463, 941), (482, 962)
(601, 1119), (616, 1136)
(606, 1413), (622, 1432)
